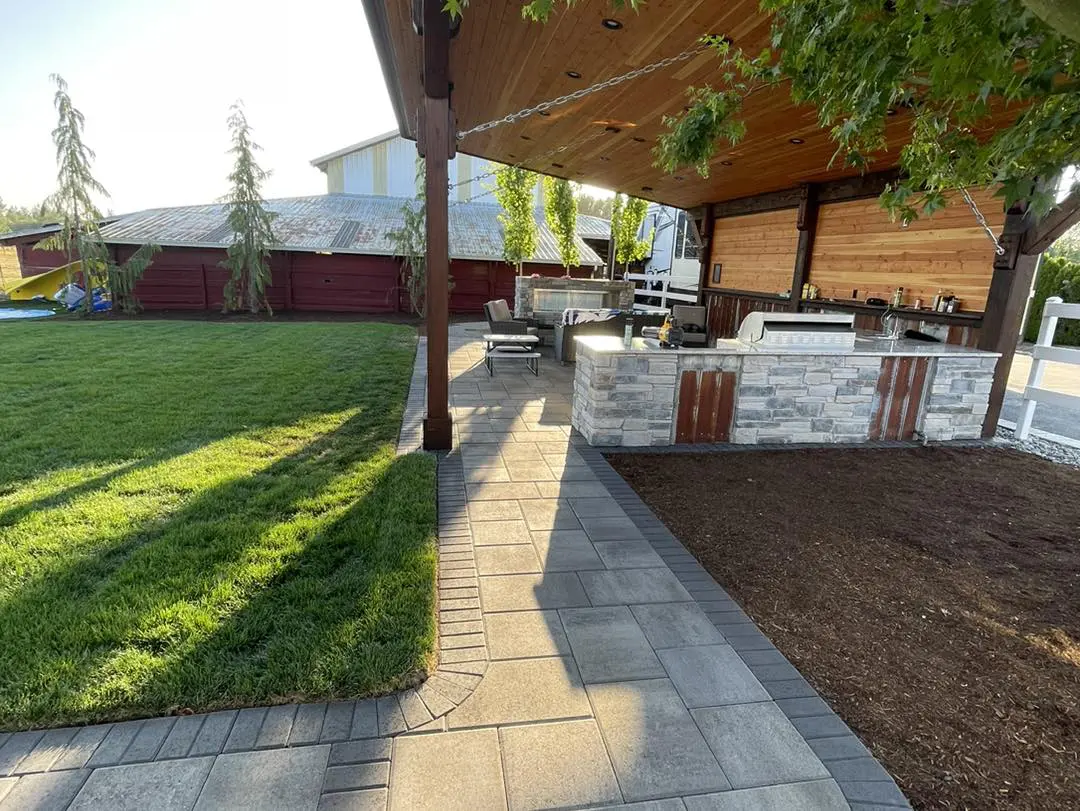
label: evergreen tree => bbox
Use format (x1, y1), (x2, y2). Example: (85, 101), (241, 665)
(494, 166), (539, 275)
(221, 103), (276, 314)
(542, 176), (579, 273)
(40, 74), (157, 314)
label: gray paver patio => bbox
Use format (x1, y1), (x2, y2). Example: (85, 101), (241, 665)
(1, 328), (909, 809)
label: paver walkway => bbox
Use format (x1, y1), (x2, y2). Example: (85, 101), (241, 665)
(0, 326), (909, 810)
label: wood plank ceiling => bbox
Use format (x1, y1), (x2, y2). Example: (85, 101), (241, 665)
(375, 0), (1011, 210)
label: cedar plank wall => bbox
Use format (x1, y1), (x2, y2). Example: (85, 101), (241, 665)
(808, 189), (1004, 310)
(707, 208), (799, 295)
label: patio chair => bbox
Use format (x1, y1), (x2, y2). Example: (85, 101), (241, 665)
(672, 304), (708, 347)
(483, 299), (540, 342)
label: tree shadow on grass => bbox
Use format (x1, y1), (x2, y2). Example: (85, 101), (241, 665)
(0, 410), (437, 731)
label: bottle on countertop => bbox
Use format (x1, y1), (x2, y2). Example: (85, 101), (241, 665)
(623, 319), (633, 347)
(891, 286), (904, 307)
(932, 289), (943, 311)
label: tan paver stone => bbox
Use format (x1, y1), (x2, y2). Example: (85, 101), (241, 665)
(475, 545), (542, 576)
(479, 573), (590, 612)
(485, 610), (572, 660)
(472, 520), (532, 546)
(499, 720), (621, 810)
(388, 729), (506, 811)
(530, 530), (605, 572)
(519, 499), (581, 531)
(447, 658), (590, 728)
(468, 501), (525, 522)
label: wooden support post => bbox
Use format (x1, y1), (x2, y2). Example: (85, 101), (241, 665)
(978, 206), (1040, 438)
(419, 0), (453, 450)
(694, 206), (715, 305)
(789, 184), (818, 313)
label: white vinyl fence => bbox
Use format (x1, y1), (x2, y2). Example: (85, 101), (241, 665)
(1016, 296), (1080, 439)
(626, 272), (698, 310)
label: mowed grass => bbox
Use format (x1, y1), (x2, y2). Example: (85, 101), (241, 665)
(0, 320), (436, 730)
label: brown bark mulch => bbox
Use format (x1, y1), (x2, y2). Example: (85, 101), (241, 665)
(608, 446), (1080, 811)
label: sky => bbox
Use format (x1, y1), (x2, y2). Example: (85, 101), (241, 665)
(0, 0), (400, 214)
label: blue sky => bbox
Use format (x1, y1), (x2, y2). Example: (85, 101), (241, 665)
(0, 0), (399, 213)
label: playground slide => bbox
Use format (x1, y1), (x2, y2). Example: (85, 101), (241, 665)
(4, 262), (80, 301)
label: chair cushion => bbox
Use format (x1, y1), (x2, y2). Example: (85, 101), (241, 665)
(486, 299), (513, 322)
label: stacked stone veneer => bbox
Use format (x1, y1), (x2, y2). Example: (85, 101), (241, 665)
(572, 341), (998, 446)
(573, 345), (679, 446)
(514, 276), (634, 320)
(730, 354), (881, 444)
(921, 355), (997, 440)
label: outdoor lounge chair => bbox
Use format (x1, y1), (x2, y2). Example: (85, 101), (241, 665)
(672, 304), (708, 347)
(483, 299), (540, 342)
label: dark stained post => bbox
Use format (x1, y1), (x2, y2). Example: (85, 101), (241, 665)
(694, 205), (715, 340)
(419, 0), (454, 450)
(789, 183), (818, 312)
(977, 204), (1039, 438)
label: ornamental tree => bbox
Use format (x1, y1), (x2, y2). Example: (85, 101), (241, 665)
(221, 103), (276, 314)
(610, 193), (652, 274)
(494, 165), (539, 274)
(447, 0), (1080, 225)
(542, 176), (579, 273)
(386, 157), (428, 316)
(40, 74), (158, 314)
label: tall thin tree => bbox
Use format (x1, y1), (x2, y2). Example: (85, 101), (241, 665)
(40, 74), (157, 314)
(610, 193), (652, 276)
(542, 176), (580, 274)
(221, 103), (276, 314)
(494, 166), (539, 275)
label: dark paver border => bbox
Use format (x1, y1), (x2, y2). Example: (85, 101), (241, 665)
(576, 439), (913, 810)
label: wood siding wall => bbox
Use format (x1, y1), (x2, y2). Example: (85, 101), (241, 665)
(705, 291), (789, 339)
(868, 357), (932, 441)
(707, 209), (799, 295)
(11, 241), (589, 314)
(809, 190), (1004, 310)
(675, 370), (737, 443)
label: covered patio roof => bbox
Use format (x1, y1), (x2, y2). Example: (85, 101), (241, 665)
(363, 0), (1010, 210)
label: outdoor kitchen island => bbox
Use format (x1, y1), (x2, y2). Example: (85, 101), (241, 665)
(570, 329), (1000, 447)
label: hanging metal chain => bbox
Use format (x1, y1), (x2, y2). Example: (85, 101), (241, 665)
(449, 128), (608, 202)
(961, 187), (1006, 255)
(456, 42), (710, 141)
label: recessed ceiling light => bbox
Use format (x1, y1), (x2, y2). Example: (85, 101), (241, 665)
(520, 135), (531, 140)
(632, 136), (646, 143)
(601, 18), (622, 30)
(599, 156), (610, 162)
(674, 176), (685, 181)
(552, 162), (564, 168)
(538, 110), (551, 117)
(566, 70), (582, 79)
(605, 125), (621, 133)
(641, 186), (654, 192)
(886, 108), (898, 117)
(790, 137), (805, 144)
(720, 160), (733, 166)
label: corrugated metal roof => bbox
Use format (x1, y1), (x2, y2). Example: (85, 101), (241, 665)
(576, 213), (611, 240)
(94, 194), (605, 266)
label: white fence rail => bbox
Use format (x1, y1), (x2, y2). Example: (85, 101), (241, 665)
(626, 272), (698, 310)
(1017, 296), (1080, 439)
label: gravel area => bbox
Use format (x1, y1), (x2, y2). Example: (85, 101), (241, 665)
(995, 426), (1080, 468)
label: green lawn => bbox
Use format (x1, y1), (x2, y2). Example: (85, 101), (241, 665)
(0, 319), (436, 731)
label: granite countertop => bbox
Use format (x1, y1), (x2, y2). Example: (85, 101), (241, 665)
(574, 333), (1000, 358)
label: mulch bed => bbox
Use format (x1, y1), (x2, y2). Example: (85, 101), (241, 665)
(608, 446), (1080, 810)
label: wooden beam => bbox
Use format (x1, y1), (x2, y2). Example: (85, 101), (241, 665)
(788, 184), (818, 312)
(710, 170), (900, 221)
(978, 205), (1040, 438)
(693, 205), (715, 309)
(420, 0), (453, 451)
(1022, 189), (1080, 255)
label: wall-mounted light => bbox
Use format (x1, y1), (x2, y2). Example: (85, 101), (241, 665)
(601, 18), (622, 30)
(566, 70), (582, 79)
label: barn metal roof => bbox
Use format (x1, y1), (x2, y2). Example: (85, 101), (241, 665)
(85, 194), (604, 266)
